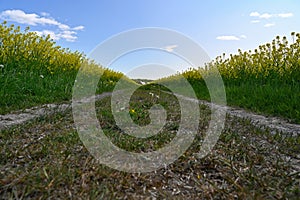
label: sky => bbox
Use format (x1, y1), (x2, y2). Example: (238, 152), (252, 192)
(0, 0), (299, 79)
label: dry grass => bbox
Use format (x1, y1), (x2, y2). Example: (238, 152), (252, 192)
(1, 88), (299, 199)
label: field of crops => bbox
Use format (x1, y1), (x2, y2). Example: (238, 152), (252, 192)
(159, 33), (300, 124)
(0, 21), (127, 114)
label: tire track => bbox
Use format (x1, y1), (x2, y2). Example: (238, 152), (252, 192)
(1, 91), (300, 136)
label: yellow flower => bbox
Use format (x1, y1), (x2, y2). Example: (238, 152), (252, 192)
(130, 109), (135, 113)
(197, 174), (201, 179)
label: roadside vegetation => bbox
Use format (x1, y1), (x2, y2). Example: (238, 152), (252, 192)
(0, 21), (129, 114)
(158, 33), (300, 123)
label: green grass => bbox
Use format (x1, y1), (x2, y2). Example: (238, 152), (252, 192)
(1, 89), (299, 199)
(0, 69), (76, 114)
(161, 78), (300, 124)
(96, 85), (180, 152)
(224, 82), (300, 123)
(0, 67), (126, 115)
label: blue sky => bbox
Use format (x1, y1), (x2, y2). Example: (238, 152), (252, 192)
(0, 0), (299, 79)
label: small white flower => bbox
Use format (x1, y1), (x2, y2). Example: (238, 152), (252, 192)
(0, 64), (4, 69)
(40, 75), (44, 78)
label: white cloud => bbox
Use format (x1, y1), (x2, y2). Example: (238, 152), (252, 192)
(216, 35), (240, 41)
(0, 10), (59, 26)
(278, 13), (293, 18)
(251, 20), (260, 23)
(163, 45), (178, 52)
(250, 11), (294, 20)
(264, 23), (275, 28)
(259, 13), (273, 19)
(58, 24), (70, 30)
(35, 30), (79, 42)
(250, 11), (293, 27)
(250, 12), (260, 17)
(35, 30), (60, 40)
(73, 25), (85, 31)
(240, 35), (247, 39)
(59, 30), (77, 42)
(0, 9), (84, 42)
